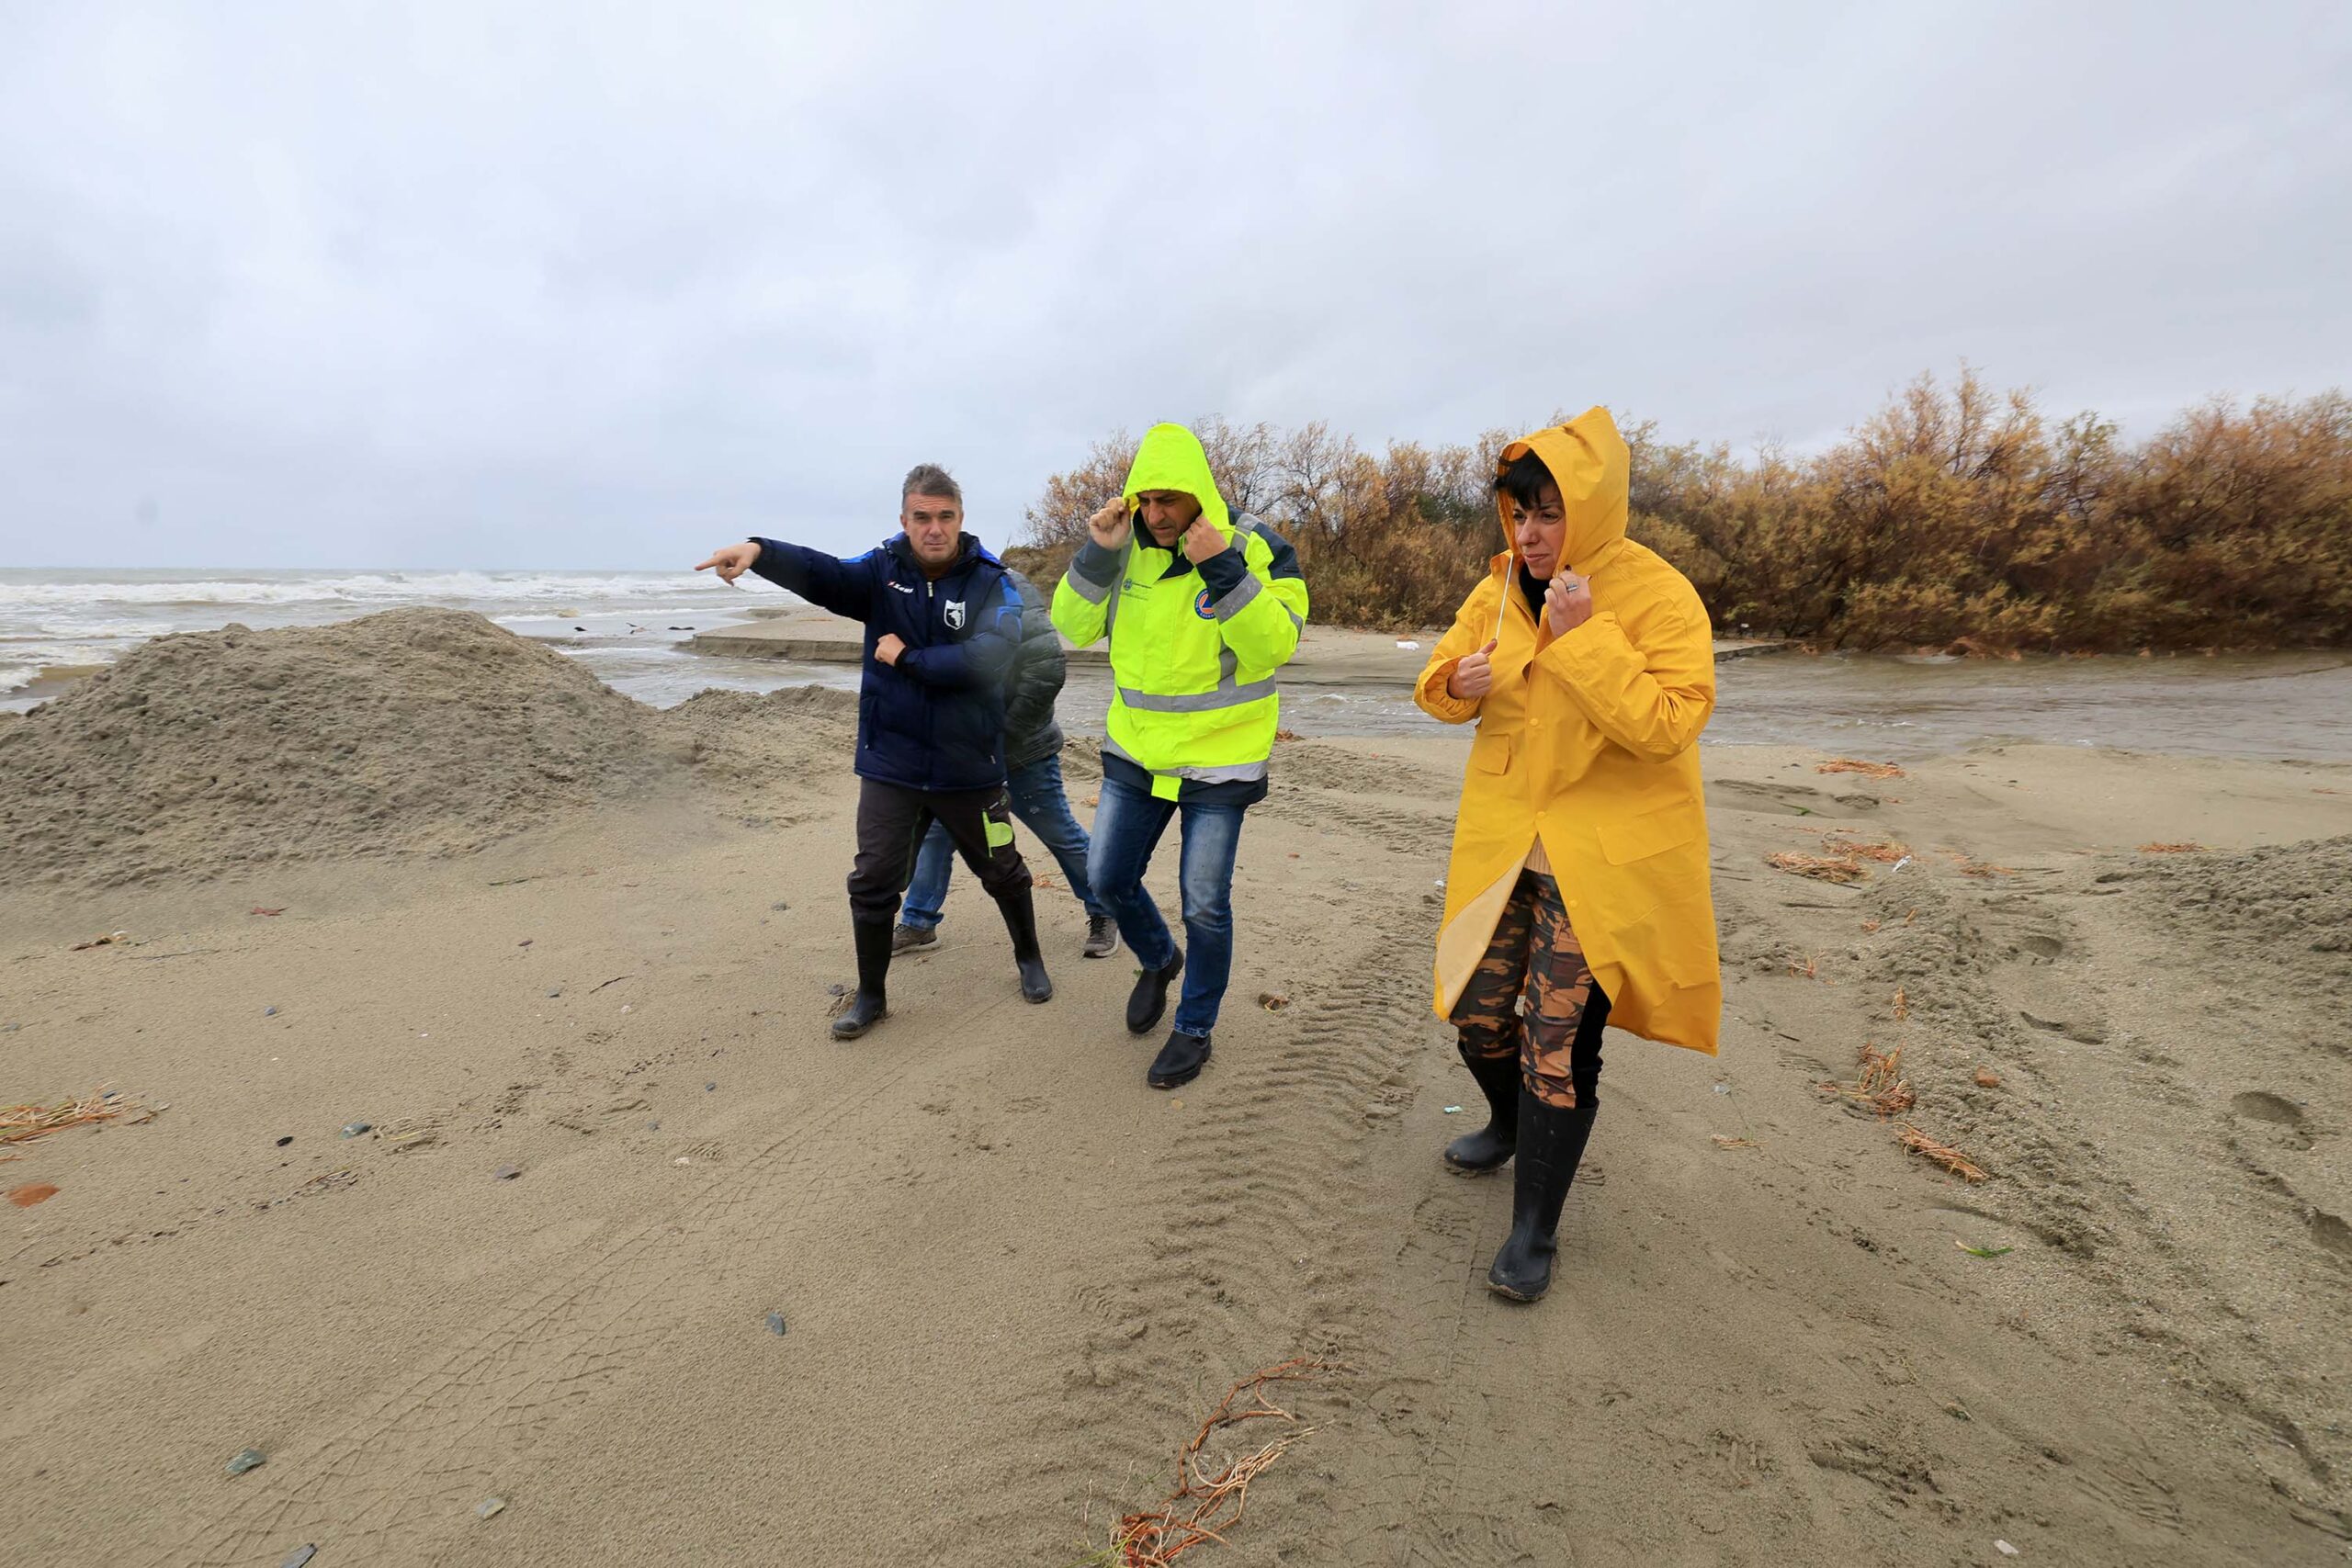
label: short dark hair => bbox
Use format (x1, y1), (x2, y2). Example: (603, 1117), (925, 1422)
(1494, 449), (1555, 511)
(901, 463), (963, 506)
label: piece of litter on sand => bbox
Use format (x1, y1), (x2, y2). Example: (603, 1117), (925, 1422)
(476, 1496), (507, 1519)
(765, 1311), (787, 1336)
(826, 982), (849, 998)
(227, 1448), (267, 1475)
(1396, 639), (1419, 649)
(264, 1006), (278, 1017)
(1442, 1105), (1463, 1114)
(546, 987), (562, 998)
(1711, 1135), (1758, 1149)
(1169, 1098), (1185, 1110)
(339, 1122), (371, 1139)
(8, 1182), (61, 1207)
(280, 1548), (317, 1568)
(645, 1120), (660, 1131)
(1713, 1083), (1732, 1095)
(1996, 1543), (2019, 1558)
(492, 1165), (521, 1181)
(275, 1135), (294, 1147)
(674, 1156), (691, 1166)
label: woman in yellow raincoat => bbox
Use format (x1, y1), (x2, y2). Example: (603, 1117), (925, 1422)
(1413, 406), (1721, 1303)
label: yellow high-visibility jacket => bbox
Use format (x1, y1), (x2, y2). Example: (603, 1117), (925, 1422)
(1414, 407), (1722, 1053)
(1052, 423), (1310, 800)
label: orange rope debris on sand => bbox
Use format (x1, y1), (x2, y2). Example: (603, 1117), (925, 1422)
(1816, 758), (1905, 779)
(1111, 1359), (1340, 1567)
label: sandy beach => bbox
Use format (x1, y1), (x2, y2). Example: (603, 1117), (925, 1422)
(4, 610), (2349, 1566)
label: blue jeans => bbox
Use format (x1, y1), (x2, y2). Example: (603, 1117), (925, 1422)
(1085, 771), (1248, 1036)
(900, 754), (1105, 930)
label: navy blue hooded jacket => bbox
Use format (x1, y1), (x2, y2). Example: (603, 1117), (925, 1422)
(748, 532), (1021, 793)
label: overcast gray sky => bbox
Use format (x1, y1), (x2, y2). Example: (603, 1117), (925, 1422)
(3, 1), (2346, 569)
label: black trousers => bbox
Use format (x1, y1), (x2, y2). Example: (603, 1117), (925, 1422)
(849, 778), (1030, 925)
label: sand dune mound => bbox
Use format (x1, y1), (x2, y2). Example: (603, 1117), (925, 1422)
(0, 609), (667, 887)
(2143, 834), (2352, 953)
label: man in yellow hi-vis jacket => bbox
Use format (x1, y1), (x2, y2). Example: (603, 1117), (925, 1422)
(1052, 423), (1310, 1089)
(1414, 406), (1721, 1303)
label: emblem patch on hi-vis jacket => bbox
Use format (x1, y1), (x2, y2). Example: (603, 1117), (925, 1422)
(1193, 588), (1216, 618)
(944, 600), (967, 630)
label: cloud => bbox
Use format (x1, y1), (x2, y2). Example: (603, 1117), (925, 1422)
(2, 1), (2346, 566)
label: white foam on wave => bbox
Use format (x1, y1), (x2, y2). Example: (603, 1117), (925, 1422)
(0, 571), (728, 611)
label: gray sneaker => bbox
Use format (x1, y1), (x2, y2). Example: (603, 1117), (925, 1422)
(1082, 914), (1119, 959)
(891, 923), (937, 954)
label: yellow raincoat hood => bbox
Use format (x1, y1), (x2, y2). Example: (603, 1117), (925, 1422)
(1498, 409), (1631, 575)
(1413, 406), (1722, 1055)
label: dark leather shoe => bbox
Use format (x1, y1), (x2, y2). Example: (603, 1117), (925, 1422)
(1125, 948), (1183, 1035)
(891, 923), (937, 954)
(1148, 1030), (1211, 1089)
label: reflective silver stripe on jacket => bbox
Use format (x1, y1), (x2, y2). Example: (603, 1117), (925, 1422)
(1103, 736), (1270, 784)
(1116, 678), (1279, 713)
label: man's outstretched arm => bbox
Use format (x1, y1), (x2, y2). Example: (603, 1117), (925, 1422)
(695, 538), (876, 622)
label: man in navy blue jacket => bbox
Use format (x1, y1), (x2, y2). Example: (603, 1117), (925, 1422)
(695, 465), (1051, 1039)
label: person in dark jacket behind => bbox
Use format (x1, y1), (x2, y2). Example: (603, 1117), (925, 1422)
(891, 568), (1116, 960)
(695, 464), (1052, 1040)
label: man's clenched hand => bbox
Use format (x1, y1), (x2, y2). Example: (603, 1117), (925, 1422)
(875, 633), (906, 667)
(1086, 497), (1133, 550)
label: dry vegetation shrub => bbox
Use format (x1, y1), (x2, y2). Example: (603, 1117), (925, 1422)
(1024, 376), (2352, 650)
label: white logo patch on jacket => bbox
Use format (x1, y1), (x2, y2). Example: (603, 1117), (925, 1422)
(943, 600), (967, 630)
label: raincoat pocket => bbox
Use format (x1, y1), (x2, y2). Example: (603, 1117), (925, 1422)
(1472, 735), (1514, 774)
(1597, 798), (1700, 865)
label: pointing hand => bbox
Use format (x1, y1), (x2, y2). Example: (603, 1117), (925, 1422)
(695, 543), (760, 584)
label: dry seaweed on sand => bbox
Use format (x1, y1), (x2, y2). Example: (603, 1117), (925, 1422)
(1088, 1358), (1341, 1567)
(1766, 851), (1867, 884)
(1898, 1122), (1991, 1182)
(1825, 831), (1913, 863)
(2, 1091), (133, 1158)
(1816, 758), (1905, 778)
(1818, 1043), (1916, 1118)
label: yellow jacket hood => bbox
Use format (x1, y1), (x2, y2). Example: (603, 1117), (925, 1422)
(1124, 423), (1233, 536)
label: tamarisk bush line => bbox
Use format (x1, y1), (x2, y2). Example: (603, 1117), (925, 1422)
(1015, 370), (2350, 652)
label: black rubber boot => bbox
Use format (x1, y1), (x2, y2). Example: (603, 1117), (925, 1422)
(831, 919), (894, 1040)
(1442, 1052), (1522, 1174)
(1486, 1088), (1597, 1303)
(996, 886), (1053, 1003)
(1125, 947), (1184, 1035)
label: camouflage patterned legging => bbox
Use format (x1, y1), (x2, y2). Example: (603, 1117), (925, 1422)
(1448, 870), (1611, 1110)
